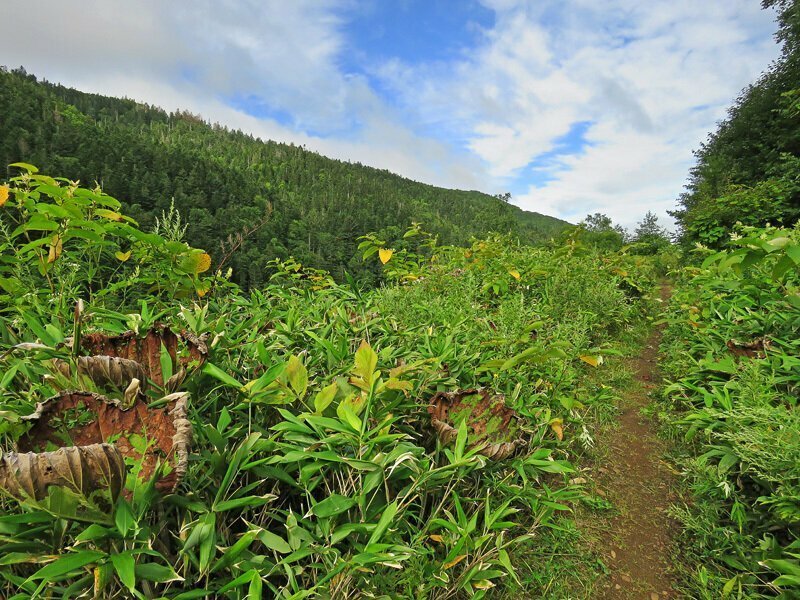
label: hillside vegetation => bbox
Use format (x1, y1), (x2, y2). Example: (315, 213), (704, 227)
(0, 166), (653, 598)
(0, 68), (568, 288)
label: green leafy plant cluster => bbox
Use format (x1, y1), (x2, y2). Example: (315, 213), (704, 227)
(658, 224), (800, 598)
(0, 169), (655, 598)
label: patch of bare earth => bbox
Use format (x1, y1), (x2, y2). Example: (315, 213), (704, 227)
(592, 284), (677, 600)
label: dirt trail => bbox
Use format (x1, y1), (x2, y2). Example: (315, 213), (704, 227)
(592, 284), (677, 599)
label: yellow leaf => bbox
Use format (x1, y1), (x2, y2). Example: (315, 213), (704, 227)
(474, 580), (495, 590)
(0, 185), (9, 208)
(379, 248), (393, 264)
(196, 252), (212, 273)
(579, 354), (603, 367)
(443, 555), (467, 570)
(95, 208), (123, 221)
(179, 252), (212, 274)
(47, 235), (62, 263)
(115, 250), (132, 262)
(508, 269), (521, 281)
(429, 534), (444, 543)
(196, 279), (212, 297)
(550, 418), (564, 441)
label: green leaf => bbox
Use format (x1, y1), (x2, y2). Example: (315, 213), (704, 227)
(257, 530), (292, 554)
(178, 251), (212, 274)
(310, 494), (356, 518)
(202, 362), (242, 389)
(455, 419), (468, 461)
(135, 562), (183, 583)
(314, 382), (338, 414)
(159, 342), (173, 386)
(248, 571), (263, 599)
(367, 501), (399, 547)
(27, 551), (105, 582)
(353, 340), (378, 383)
(336, 399), (362, 431)
(24, 214), (60, 232)
(9, 161), (39, 173)
(114, 499), (135, 537)
(110, 552), (136, 591)
(285, 355), (308, 397)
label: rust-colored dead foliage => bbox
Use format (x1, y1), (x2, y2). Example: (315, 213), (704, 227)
(19, 390), (191, 493)
(428, 388), (525, 460)
(727, 337), (771, 359)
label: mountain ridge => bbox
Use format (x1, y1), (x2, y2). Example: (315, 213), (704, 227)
(0, 67), (569, 287)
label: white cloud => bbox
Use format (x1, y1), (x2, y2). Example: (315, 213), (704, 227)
(0, 0), (784, 228)
(0, 0), (489, 190)
(374, 0), (781, 227)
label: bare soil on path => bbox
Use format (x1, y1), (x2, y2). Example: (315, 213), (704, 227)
(591, 284), (678, 600)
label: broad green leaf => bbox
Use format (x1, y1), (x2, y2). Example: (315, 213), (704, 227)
(27, 551), (105, 582)
(9, 162), (39, 173)
(248, 571), (263, 599)
(257, 530), (292, 554)
(285, 355), (308, 397)
(336, 397), (362, 431)
(114, 500), (135, 537)
(179, 252), (212, 274)
(110, 552), (136, 591)
(135, 562), (183, 583)
(310, 494), (356, 518)
(367, 501), (399, 547)
(353, 340), (378, 383)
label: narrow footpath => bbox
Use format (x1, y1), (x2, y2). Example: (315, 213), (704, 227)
(593, 284), (677, 599)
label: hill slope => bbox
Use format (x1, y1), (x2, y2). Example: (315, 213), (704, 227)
(0, 68), (569, 287)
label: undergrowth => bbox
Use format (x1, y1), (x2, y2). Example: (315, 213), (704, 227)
(658, 225), (800, 599)
(0, 167), (658, 598)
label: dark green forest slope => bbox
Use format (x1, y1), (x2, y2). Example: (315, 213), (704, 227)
(0, 68), (568, 287)
(674, 0), (800, 246)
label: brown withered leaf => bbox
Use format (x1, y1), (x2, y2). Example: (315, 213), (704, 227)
(726, 337), (771, 359)
(0, 443), (125, 502)
(53, 355), (148, 395)
(20, 390), (191, 493)
(427, 388), (525, 460)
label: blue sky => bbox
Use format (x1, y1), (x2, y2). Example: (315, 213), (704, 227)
(0, 0), (783, 227)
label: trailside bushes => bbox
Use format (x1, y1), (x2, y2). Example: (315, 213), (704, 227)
(659, 225), (800, 598)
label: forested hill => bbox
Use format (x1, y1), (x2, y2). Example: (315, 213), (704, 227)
(0, 68), (568, 287)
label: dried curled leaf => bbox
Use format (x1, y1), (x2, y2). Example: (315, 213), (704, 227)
(79, 326), (207, 390)
(427, 389), (525, 460)
(20, 390), (192, 493)
(0, 443), (125, 502)
(53, 355), (148, 396)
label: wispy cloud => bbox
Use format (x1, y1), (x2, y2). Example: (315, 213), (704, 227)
(0, 0), (782, 227)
